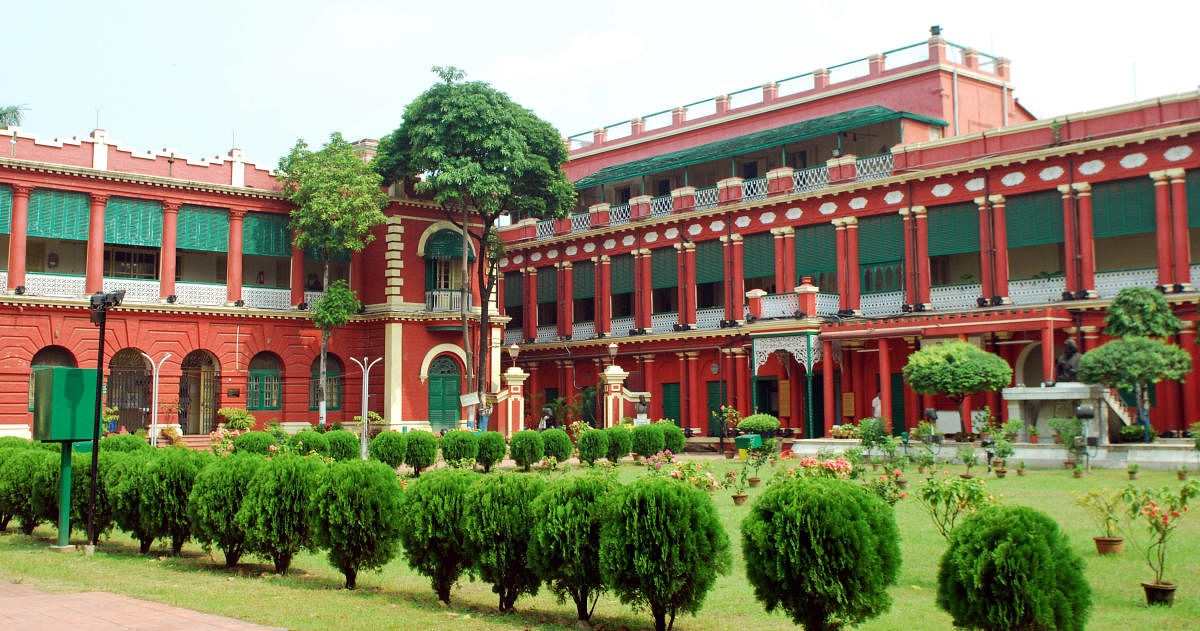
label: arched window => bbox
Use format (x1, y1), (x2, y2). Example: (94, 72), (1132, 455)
(248, 352), (283, 411)
(28, 346), (77, 412)
(179, 350), (221, 435)
(107, 348), (151, 432)
(423, 229), (475, 311)
(309, 354), (343, 411)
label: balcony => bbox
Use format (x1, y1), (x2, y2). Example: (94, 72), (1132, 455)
(762, 293), (799, 318)
(426, 289), (468, 312)
(741, 177), (768, 202)
(609, 203), (631, 226)
(816, 293), (840, 316)
(0, 272), (322, 310)
(573, 320), (595, 339)
(503, 328), (522, 345)
(930, 282), (983, 311)
(649, 195), (673, 218)
(651, 312), (677, 333)
(1009, 276), (1066, 306)
(854, 153), (894, 182)
(791, 165), (830, 193)
(536, 324), (557, 342)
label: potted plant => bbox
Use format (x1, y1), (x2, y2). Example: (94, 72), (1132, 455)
(727, 465), (749, 505)
(1178, 465), (1189, 481)
(746, 441), (773, 487)
(1001, 418), (1023, 442)
(737, 413), (780, 440)
(1016, 460), (1027, 476)
(915, 420), (936, 444)
(992, 436), (1015, 473)
(916, 449), (936, 474)
(1122, 480), (1200, 606)
(1128, 463), (1140, 480)
(1073, 487), (1125, 555)
(957, 444), (978, 479)
(1073, 464), (1084, 478)
(1027, 424), (1040, 444)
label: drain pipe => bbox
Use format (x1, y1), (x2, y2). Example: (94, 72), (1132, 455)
(952, 68), (960, 136)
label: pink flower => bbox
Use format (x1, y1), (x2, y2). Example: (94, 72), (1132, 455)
(268, 444), (277, 452)
(670, 470), (681, 479)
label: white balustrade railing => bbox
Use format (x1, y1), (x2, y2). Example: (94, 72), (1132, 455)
(649, 195), (673, 217)
(176, 282), (226, 306)
(1095, 267), (1158, 299)
(1191, 264), (1200, 289)
(536, 324), (558, 342)
(243, 286), (292, 310)
(570, 213), (591, 232)
(792, 165), (830, 193)
(536, 219), (556, 238)
(0, 270), (7, 292)
(762, 293), (798, 318)
(303, 291), (326, 310)
(741, 177), (768, 202)
(930, 283), (982, 311)
(816, 293), (840, 316)
(572, 320), (595, 339)
(1009, 276), (1066, 306)
(860, 290), (905, 317)
(26, 273), (86, 298)
(425, 289), (464, 312)
(694, 186), (719, 211)
(697, 307), (723, 329)
(103, 278), (159, 304)
(855, 153), (894, 181)
(609, 203), (631, 225)
(503, 328), (522, 345)
(651, 311), (678, 333)
(611, 316), (635, 336)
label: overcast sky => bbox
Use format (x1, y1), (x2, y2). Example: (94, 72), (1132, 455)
(6, 0), (1198, 167)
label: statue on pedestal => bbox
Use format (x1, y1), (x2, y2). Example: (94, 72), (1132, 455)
(633, 395), (650, 425)
(1055, 338), (1081, 383)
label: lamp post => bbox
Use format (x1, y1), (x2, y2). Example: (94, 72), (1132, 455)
(508, 343), (520, 370)
(87, 289), (124, 549)
(607, 342), (619, 367)
(139, 352), (172, 448)
(350, 356), (383, 460)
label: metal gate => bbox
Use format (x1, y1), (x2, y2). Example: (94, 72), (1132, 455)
(179, 369), (221, 435)
(106, 370), (151, 433)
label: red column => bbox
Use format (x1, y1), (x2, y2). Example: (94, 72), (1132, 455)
(773, 230), (787, 295)
(6, 185), (32, 291)
(1075, 183), (1096, 296)
(1152, 171), (1172, 290)
(637, 249), (653, 331)
(644, 356), (661, 420)
(1042, 319), (1055, 385)
(562, 360), (577, 409)
(845, 218), (860, 313)
(685, 352), (702, 434)
(781, 229), (795, 292)
(1169, 169), (1191, 290)
(961, 394), (974, 435)
(878, 337), (892, 431)
(683, 244), (697, 327)
(834, 220), (848, 302)
(676, 353), (690, 431)
(990, 195), (1010, 303)
(822, 340), (835, 433)
(226, 209), (245, 304)
(976, 198), (994, 300)
(159, 201), (180, 300)
(350, 249), (365, 298)
(901, 209), (916, 306)
(561, 262), (574, 337)
(1059, 185), (1078, 294)
(675, 244), (687, 328)
(731, 236), (746, 323)
(86, 194), (109, 295)
(290, 243), (304, 306)
(734, 349), (750, 416)
(523, 268), (538, 341)
(596, 257), (611, 336)
(790, 362), (804, 434)
(914, 207), (931, 307)
(1180, 322), (1199, 428)
(844, 347), (857, 423)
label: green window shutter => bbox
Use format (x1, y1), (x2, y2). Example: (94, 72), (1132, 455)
(247, 370), (282, 411)
(858, 214), (904, 265)
(695, 240), (725, 284)
(176, 205), (229, 252)
(537, 267), (557, 303)
(573, 261), (595, 299)
(742, 232), (775, 279)
(1006, 190), (1063, 247)
(28, 189), (90, 241)
(927, 202), (979, 256)
(424, 229), (475, 261)
(104, 197), (163, 247)
(0, 184), (11, 234)
(244, 212), (291, 257)
(651, 248), (677, 289)
(860, 261), (904, 293)
(611, 254), (635, 293)
(504, 271), (523, 307)
(794, 223), (836, 281)
(1188, 171), (1200, 228)
(1092, 177), (1156, 238)
(661, 383), (681, 425)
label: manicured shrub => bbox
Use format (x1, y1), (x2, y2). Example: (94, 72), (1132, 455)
(239, 454), (326, 573)
(288, 429), (330, 456)
(440, 430), (479, 463)
(464, 473), (547, 610)
(660, 423), (685, 455)
(0, 437), (34, 451)
(476, 431), (507, 472)
(138, 447), (203, 555)
(509, 430), (544, 472)
(404, 430), (438, 476)
(99, 434), (151, 452)
(397, 468), (478, 604)
(369, 431), (407, 469)
(604, 426), (632, 463)
(189, 454), (265, 567)
(106, 449), (157, 552)
(742, 477), (901, 631)
(576, 429), (608, 466)
(232, 430), (277, 455)
(529, 474), (617, 621)
(937, 505), (1091, 631)
(0, 448), (54, 534)
(630, 424), (665, 458)
(30, 448), (62, 525)
(325, 429), (360, 461)
(737, 413), (780, 434)
(600, 476), (731, 631)
(542, 428), (572, 462)
(67, 451), (119, 538)
(311, 459), (404, 589)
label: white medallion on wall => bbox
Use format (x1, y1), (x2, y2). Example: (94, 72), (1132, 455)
(512, 255), (524, 265)
(530, 252), (542, 262)
(565, 246), (577, 256)
(931, 183), (953, 197)
(688, 224), (703, 236)
(1165, 145), (1193, 162)
(734, 216), (751, 228)
(498, 257), (509, 267)
(603, 239), (616, 250)
(645, 231), (658, 243)
(818, 202), (837, 215)
(547, 249), (558, 259)
(786, 207), (803, 219)
(710, 220), (725, 232)
(583, 242), (596, 253)
(1120, 152), (1148, 169)
(664, 228), (679, 239)
(884, 191), (904, 204)
(1001, 171), (1026, 187)
(621, 235), (635, 247)
(759, 211), (776, 224)
(1039, 166), (1064, 181)
(849, 197), (867, 210)
(965, 177), (985, 192)
(1078, 159), (1105, 175)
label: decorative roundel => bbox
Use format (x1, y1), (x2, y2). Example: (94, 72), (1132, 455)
(1001, 171), (1026, 187)
(512, 255), (524, 265)
(1165, 145), (1193, 161)
(965, 177), (985, 191)
(818, 202), (837, 215)
(710, 220), (725, 232)
(931, 183), (953, 197)
(565, 245), (577, 256)
(884, 190), (904, 204)
(1038, 166), (1064, 181)
(687, 224), (703, 236)
(734, 216), (751, 228)
(603, 239), (616, 250)
(548, 249), (559, 259)
(786, 207), (803, 219)
(759, 211), (776, 224)
(621, 235), (635, 246)
(1119, 152), (1148, 169)
(498, 257), (509, 267)
(849, 197), (867, 210)
(530, 252), (542, 262)
(645, 231), (658, 243)
(583, 242), (596, 253)
(664, 228), (679, 239)
(1078, 159), (1105, 175)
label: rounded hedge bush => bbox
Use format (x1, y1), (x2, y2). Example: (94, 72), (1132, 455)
(529, 474), (617, 621)
(509, 430), (544, 472)
(189, 454), (265, 566)
(369, 431), (407, 469)
(440, 430), (479, 463)
(660, 423), (685, 455)
(0, 448), (53, 534)
(99, 434), (151, 452)
(397, 468), (478, 604)
(68, 451), (119, 538)
(630, 424), (665, 458)
(600, 476), (731, 631)
(604, 426), (632, 463)
(737, 413), (780, 433)
(325, 429), (360, 461)
(742, 477), (901, 631)
(29, 448), (61, 526)
(238, 454), (326, 573)
(476, 431), (507, 472)
(105, 449), (158, 552)
(577, 429), (609, 466)
(311, 459), (404, 589)
(937, 505), (1091, 631)
(464, 473), (547, 610)
(404, 431), (438, 476)
(232, 431), (277, 455)
(138, 447), (203, 555)
(542, 428), (572, 462)
(0, 437), (34, 451)
(288, 429), (330, 456)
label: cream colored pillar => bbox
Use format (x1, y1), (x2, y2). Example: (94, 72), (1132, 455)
(502, 367), (530, 437)
(601, 364), (630, 428)
(383, 322), (405, 428)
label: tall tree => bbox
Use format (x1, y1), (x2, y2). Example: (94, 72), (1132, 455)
(902, 340), (1013, 434)
(375, 67), (575, 413)
(278, 133), (387, 427)
(0, 105), (26, 127)
(1103, 286), (1182, 338)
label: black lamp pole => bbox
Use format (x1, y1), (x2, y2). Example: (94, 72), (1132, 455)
(87, 290), (123, 547)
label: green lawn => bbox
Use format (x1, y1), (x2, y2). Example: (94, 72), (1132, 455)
(1, 461), (1199, 630)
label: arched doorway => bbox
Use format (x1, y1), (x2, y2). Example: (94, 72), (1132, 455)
(179, 350), (220, 435)
(108, 348), (151, 433)
(427, 355), (461, 433)
(28, 346), (77, 411)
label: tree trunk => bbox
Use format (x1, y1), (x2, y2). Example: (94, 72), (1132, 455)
(224, 547), (242, 568)
(436, 578), (452, 604)
(1137, 382), (1151, 442)
(460, 203), (475, 428)
(475, 216), (496, 423)
(344, 567), (357, 590)
(274, 552), (292, 575)
(319, 261), (330, 428)
(171, 535), (184, 556)
(139, 537), (152, 554)
(652, 603), (667, 631)
(572, 589), (591, 621)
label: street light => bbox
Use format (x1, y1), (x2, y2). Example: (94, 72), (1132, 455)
(607, 342), (619, 366)
(508, 343), (520, 369)
(350, 356), (383, 460)
(87, 289), (124, 548)
(140, 352), (172, 448)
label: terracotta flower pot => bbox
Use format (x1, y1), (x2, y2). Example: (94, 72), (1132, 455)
(1030, 435), (1039, 444)
(1142, 581), (1177, 606)
(1016, 468), (1026, 476)
(748, 477), (762, 488)
(1128, 471), (1138, 480)
(732, 493), (749, 506)
(896, 478), (908, 489)
(724, 450), (735, 459)
(959, 474), (974, 480)
(1093, 536), (1124, 555)
(917, 466), (927, 474)
(1178, 471), (1189, 481)
(1073, 470), (1083, 478)
(994, 469), (1007, 479)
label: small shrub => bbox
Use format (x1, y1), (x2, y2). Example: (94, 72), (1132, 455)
(937, 505), (1091, 631)
(476, 431), (507, 472)
(441, 430), (480, 463)
(576, 429), (609, 466)
(0, 449), (53, 534)
(737, 413), (780, 434)
(239, 454), (326, 573)
(1118, 423), (1157, 443)
(99, 434), (151, 452)
(397, 468), (478, 604)
(630, 424), (665, 458)
(404, 431), (439, 476)
(265, 422), (290, 444)
(368, 431), (407, 469)
(742, 477), (901, 630)
(232, 431), (277, 455)
(217, 407), (256, 431)
(660, 423), (685, 455)
(325, 429), (360, 461)
(0, 437), (34, 451)
(139, 448), (203, 555)
(311, 459), (404, 588)
(189, 454), (265, 566)
(529, 475), (617, 621)
(464, 474), (547, 610)
(604, 426), (632, 463)
(288, 429), (330, 456)
(916, 473), (997, 539)
(601, 476), (731, 631)
(67, 451), (119, 537)
(105, 449), (158, 552)
(542, 428), (572, 462)
(509, 430), (545, 472)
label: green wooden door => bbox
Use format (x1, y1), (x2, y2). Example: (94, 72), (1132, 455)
(890, 373), (906, 436)
(427, 356), (461, 432)
(706, 381), (728, 436)
(661, 383), (681, 426)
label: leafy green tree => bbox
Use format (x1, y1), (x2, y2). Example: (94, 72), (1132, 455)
(440, 430), (479, 463)
(138, 448), (203, 555)
(231, 431), (276, 455)
(375, 67), (576, 411)
(476, 431), (507, 472)
(903, 340), (1012, 434)
(631, 424), (665, 458)
(239, 455), (326, 573)
(311, 459), (404, 588)
(0, 448), (53, 534)
(397, 468), (478, 604)
(529, 474), (616, 621)
(541, 428), (572, 462)
(1079, 336), (1191, 439)
(189, 454), (265, 566)
(288, 429), (330, 456)
(324, 429), (360, 461)
(604, 426), (632, 463)
(464, 473), (546, 610)
(278, 132), (387, 427)
(404, 430), (438, 476)
(105, 449), (157, 552)
(1103, 286), (1181, 338)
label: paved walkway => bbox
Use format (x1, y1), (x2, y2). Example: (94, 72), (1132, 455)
(0, 580), (283, 630)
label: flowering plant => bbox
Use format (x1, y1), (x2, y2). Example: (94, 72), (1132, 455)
(712, 405), (741, 436)
(863, 474), (907, 506)
(566, 420), (591, 444)
(645, 450), (676, 471)
(774, 456), (854, 482)
(916, 472), (997, 539)
(1122, 480), (1200, 584)
(726, 466), (749, 495)
(448, 457), (477, 470)
(536, 455), (561, 474)
(647, 457), (722, 492)
(208, 426), (242, 456)
(1072, 487), (1124, 538)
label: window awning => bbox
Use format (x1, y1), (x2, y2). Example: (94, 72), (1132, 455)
(572, 106), (945, 189)
(424, 229), (476, 261)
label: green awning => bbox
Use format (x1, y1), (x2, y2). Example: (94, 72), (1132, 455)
(424, 228), (476, 261)
(573, 106), (945, 189)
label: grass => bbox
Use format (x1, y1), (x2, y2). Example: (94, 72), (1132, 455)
(1, 459), (1199, 630)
